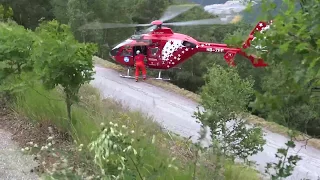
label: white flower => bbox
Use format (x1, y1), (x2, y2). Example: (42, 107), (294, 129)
(131, 130), (135, 134)
(25, 147), (30, 151)
(48, 136), (54, 140)
(48, 143), (52, 147)
(48, 127), (53, 133)
(21, 148), (25, 152)
(34, 144), (38, 148)
(100, 122), (105, 126)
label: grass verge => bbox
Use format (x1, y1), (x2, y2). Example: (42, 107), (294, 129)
(2, 76), (262, 179)
(94, 56), (320, 150)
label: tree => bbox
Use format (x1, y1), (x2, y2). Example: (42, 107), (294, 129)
(0, 21), (35, 79)
(0, 0), (55, 29)
(238, 0), (320, 136)
(194, 64), (266, 162)
(31, 20), (97, 128)
(0, 4), (13, 21)
(223, 0), (319, 177)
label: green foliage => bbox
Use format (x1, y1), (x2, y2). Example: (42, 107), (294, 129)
(224, 0), (320, 178)
(200, 64), (255, 119)
(0, 22), (35, 80)
(265, 132), (302, 179)
(0, 4), (13, 21)
(195, 64), (266, 162)
(238, 0), (320, 136)
(31, 20), (98, 126)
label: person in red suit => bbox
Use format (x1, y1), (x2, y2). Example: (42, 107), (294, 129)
(134, 50), (147, 82)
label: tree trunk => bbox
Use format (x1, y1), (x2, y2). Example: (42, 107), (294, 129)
(65, 95), (72, 130)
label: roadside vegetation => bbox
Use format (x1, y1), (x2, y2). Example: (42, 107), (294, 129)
(0, 0), (319, 179)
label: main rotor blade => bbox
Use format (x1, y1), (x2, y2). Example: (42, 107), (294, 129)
(141, 25), (157, 34)
(159, 4), (200, 22)
(162, 18), (229, 26)
(78, 22), (151, 30)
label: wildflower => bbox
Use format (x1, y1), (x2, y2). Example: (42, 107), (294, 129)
(21, 148), (25, 152)
(80, 144), (84, 147)
(34, 144), (38, 148)
(109, 122), (113, 125)
(121, 125), (127, 129)
(48, 127), (53, 134)
(100, 122), (105, 126)
(131, 130), (135, 134)
(48, 136), (54, 141)
(114, 123), (118, 127)
(25, 147), (30, 151)
(48, 143), (52, 147)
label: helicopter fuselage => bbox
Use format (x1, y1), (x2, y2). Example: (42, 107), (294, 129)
(109, 21), (270, 70)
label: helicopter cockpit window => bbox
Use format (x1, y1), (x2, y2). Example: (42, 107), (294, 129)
(110, 47), (120, 56)
(121, 46), (133, 56)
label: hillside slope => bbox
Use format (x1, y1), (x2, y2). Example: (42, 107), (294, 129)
(91, 64), (320, 180)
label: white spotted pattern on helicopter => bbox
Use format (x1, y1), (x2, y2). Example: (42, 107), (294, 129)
(162, 39), (184, 61)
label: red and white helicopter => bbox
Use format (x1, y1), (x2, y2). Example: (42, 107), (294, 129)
(80, 4), (271, 81)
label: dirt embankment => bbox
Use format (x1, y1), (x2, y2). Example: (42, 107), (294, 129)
(0, 100), (71, 179)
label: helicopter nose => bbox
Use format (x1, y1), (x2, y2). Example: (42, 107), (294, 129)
(109, 52), (116, 61)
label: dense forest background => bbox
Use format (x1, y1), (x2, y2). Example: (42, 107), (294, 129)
(1, 0), (319, 137)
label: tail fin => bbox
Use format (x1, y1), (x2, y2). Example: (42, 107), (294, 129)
(224, 21), (271, 67)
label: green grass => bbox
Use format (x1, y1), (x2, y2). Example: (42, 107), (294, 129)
(4, 73), (261, 180)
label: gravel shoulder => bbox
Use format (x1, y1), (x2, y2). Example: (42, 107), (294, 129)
(0, 129), (39, 180)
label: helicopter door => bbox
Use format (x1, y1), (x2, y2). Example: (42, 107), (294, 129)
(120, 46), (134, 66)
(147, 45), (161, 67)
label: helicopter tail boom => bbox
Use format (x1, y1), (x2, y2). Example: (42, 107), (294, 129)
(195, 20), (271, 67)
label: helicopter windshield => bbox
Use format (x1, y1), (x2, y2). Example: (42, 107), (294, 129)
(110, 39), (133, 56)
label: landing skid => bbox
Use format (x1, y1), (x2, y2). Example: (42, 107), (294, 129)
(119, 68), (171, 81)
(148, 71), (171, 81)
(119, 68), (135, 79)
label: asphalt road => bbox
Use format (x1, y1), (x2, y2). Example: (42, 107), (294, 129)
(0, 129), (38, 180)
(91, 65), (320, 180)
